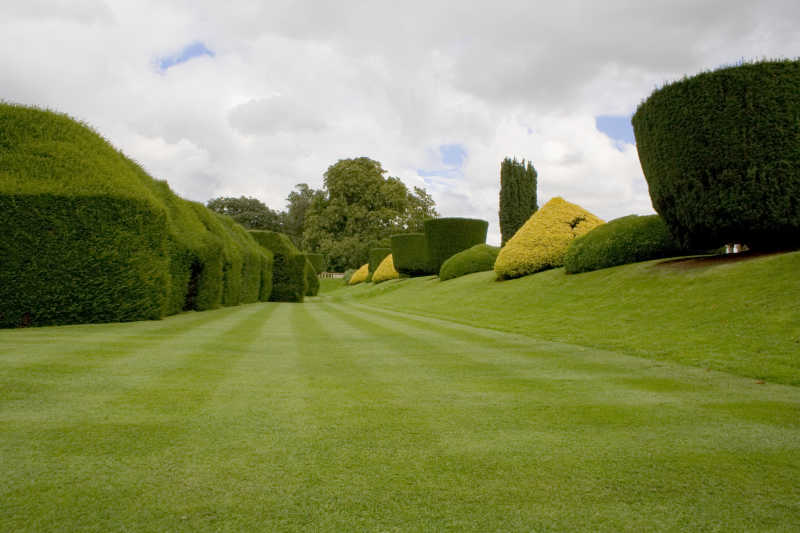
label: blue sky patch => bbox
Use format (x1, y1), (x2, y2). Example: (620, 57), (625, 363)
(595, 115), (635, 146)
(159, 41), (215, 71)
(417, 143), (467, 179)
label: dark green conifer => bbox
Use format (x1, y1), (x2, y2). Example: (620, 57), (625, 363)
(499, 157), (538, 245)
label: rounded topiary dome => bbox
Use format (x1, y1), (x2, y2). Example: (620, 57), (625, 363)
(632, 59), (800, 250)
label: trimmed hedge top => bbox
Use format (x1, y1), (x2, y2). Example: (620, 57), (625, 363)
(439, 244), (500, 281)
(372, 254), (400, 283)
(304, 253), (327, 274)
(391, 233), (434, 276)
(632, 59), (800, 249)
(564, 214), (685, 274)
(494, 197), (603, 280)
(424, 217), (489, 274)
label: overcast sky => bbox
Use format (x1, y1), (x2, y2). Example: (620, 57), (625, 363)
(2, 0), (798, 244)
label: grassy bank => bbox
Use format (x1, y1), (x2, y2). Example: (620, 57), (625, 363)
(327, 251), (800, 385)
(1, 300), (799, 531)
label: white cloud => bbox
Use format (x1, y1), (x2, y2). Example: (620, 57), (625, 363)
(1, 0), (798, 248)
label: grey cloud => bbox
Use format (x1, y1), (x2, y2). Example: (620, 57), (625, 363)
(228, 96), (326, 136)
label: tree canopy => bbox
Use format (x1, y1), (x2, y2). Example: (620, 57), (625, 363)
(303, 157), (438, 270)
(206, 196), (284, 232)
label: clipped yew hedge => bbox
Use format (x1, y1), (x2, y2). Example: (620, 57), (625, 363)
(391, 233), (435, 276)
(424, 218), (489, 274)
(564, 215), (685, 274)
(439, 244), (500, 281)
(249, 230), (306, 302)
(632, 59), (800, 250)
(304, 253), (327, 274)
(372, 254), (400, 283)
(0, 103), (272, 328)
(304, 257), (320, 296)
(495, 197), (603, 280)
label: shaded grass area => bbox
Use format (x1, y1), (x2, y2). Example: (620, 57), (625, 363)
(329, 251), (800, 385)
(1, 302), (799, 531)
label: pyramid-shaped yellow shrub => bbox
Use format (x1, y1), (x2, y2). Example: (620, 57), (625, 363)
(348, 263), (370, 285)
(372, 254), (400, 283)
(494, 197), (604, 280)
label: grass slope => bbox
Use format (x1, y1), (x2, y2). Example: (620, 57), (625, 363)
(329, 251), (800, 385)
(1, 301), (799, 531)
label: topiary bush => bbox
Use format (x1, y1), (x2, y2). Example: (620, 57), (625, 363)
(369, 248), (392, 274)
(439, 244), (500, 281)
(342, 268), (356, 284)
(494, 197), (604, 280)
(348, 263), (369, 285)
(372, 254), (400, 283)
(0, 103), (272, 328)
(564, 215), (686, 274)
(304, 257), (320, 296)
(424, 218), (489, 274)
(304, 253), (327, 274)
(632, 59), (800, 250)
(249, 230), (306, 302)
(391, 233), (435, 276)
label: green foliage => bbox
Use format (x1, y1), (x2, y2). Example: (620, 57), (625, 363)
(439, 244), (500, 281)
(284, 184), (324, 248)
(390, 233), (435, 276)
(369, 248), (392, 274)
(424, 218), (489, 274)
(249, 230), (306, 302)
(304, 257), (320, 296)
(494, 197), (604, 280)
(632, 59), (800, 250)
(499, 157), (538, 245)
(0, 103), (271, 328)
(564, 215), (686, 274)
(304, 253), (327, 274)
(342, 268), (356, 284)
(302, 157), (438, 270)
(206, 196), (284, 231)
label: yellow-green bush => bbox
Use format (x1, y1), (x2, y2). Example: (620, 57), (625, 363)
(348, 263), (370, 285)
(372, 254), (399, 283)
(494, 197), (604, 280)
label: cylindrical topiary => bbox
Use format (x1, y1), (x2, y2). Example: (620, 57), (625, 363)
(368, 248), (392, 274)
(372, 254), (400, 283)
(348, 263), (369, 285)
(304, 257), (320, 296)
(564, 215), (686, 274)
(391, 233), (435, 276)
(439, 244), (500, 281)
(249, 230), (305, 302)
(632, 59), (800, 250)
(424, 218), (489, 274)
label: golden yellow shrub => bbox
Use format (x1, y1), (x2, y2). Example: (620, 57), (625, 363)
(372, 254), (399, 283)
(494, 197), (604, 279)
(348, 263), (370, 285)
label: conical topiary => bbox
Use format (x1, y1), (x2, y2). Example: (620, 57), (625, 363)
(348, 263), (370, 285)
(372, 254), (400, 283)
(494, 197), (604, 280)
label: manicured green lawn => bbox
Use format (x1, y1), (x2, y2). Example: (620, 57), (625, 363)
(335, 250), (800, 385)
(2, 298), (799, 531)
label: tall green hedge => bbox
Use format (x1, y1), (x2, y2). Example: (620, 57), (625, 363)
(439, 244), (500, 281)
(632, 59), (800, 250)
(0, 103), (272, 328)
(249, 230), (306, 302)
(564, 215), (686, 274)
(390, 233), (435, 276)
(304, 257), (320, 296)
(424, 218), (489, 274)
(304, 253), (327, 274)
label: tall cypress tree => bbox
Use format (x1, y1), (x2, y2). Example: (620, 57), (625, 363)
(499, 157), (538, 245)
